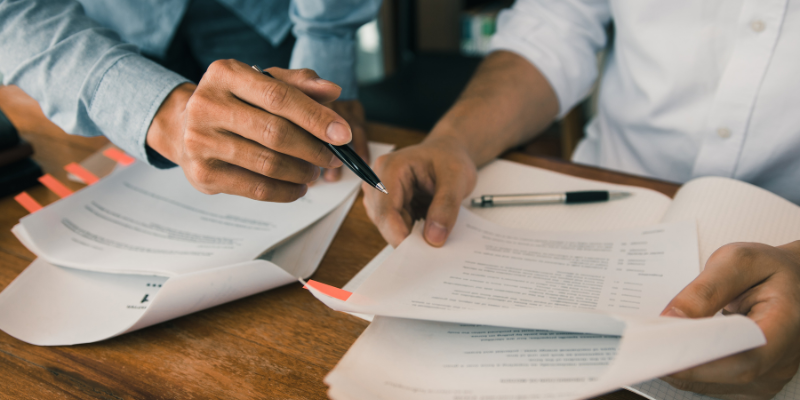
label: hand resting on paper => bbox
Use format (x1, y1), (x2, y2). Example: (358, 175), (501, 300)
(660, 241), (800, 400)
(363, 51), (559, 248)
(362, 136), (477, 247)
(145, 59), (355, 202)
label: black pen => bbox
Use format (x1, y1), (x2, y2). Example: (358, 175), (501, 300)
(470, 190), (632, 207)
(251, 65), (388, 195)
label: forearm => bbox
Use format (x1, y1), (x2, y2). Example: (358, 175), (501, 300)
(427, 50), (559, 166)
(0, 0), (188, 163)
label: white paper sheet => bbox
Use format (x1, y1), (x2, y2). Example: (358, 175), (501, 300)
(0, 189), (363, 346)
(325, 316), (763, 400)
(0, 142), (394, 345)
(310, 209), (700, 335)
(16, 143), (394, 276)
(0, 257), (295, 346)
(332, 162), (800, 400)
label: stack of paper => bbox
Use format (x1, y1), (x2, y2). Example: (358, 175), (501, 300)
(310, 160), (800, 400)
(0, 143), (393, 346)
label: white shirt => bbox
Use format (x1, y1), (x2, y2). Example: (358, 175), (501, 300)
(491, 0), (800, 204)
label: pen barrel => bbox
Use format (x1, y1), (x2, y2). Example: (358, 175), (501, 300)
(477, 193), (567, 207)
(326, 144), (380, 185)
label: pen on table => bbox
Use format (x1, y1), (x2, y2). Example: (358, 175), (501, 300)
(470, 190), (632, 207)
(251, 65), (388, 195)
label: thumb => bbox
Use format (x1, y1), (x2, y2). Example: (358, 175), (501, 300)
(265, 67), (342, 104)
(423, 174), (472, 248)
(661, 243), (777, 318)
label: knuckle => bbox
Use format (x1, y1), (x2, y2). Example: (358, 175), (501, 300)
(301, 105), (325, 132)
(255, 150), (279, 177)
(261, 117), (289, 149)
(262, 81), (290, 111)
(713, 243), (757, 265)
(298, 68), (319, 80)
(182, 130), (205, 154)
(206, 59), (231, 78)
(189, 166), (217, 194)
(684, 280), (722, 313)
(251, 181), (272, 201)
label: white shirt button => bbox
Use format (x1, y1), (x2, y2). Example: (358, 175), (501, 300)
(717, 127), (732, 139)
(751, 20), (766, 32)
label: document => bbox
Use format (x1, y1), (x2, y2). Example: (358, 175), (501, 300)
(322, 159), (800, 400)
(310, 209), (700, 335)
(14, 142), (394, 276)
(0, 143), (394, 345)
(326, 316), (763, 400)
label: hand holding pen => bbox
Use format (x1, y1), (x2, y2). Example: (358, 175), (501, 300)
(146, 59), (354, 202)
(253, 65), (387, 194)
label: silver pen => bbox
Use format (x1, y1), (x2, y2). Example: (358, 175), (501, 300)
(470, 190), (632, 207)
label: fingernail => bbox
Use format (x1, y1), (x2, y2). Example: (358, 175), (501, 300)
(314, 78), (339, 88)
(425, 222), (447, 247)
(323, 168), (341, 182)
(662, 307), (688, 318)
(326, 121), (351, 144)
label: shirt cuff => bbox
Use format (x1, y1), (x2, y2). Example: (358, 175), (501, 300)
(88, 54), (188, 166)
(289, 35), (358, 100)
(489, 9), (602, 120)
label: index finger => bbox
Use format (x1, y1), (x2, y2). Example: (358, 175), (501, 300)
(214, 60), (353, 146)
(362, 156), (414, 247)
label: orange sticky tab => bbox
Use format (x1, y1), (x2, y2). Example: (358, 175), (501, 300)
(38, 174), (74, 198)
(303, 280), (352, 301)
(14, 192), (43, 213)
(64, 162), (100, 185)
(103, 147), (135, 166)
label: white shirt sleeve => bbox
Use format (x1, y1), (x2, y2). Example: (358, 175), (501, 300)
(490, 0), (611, 118)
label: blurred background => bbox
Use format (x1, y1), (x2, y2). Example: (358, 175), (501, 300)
(0, 0), (598, 163)
(354, 0), (592, 160)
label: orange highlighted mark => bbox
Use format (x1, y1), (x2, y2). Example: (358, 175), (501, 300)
(103, 148), (135, 166)
(304, 280), (352, 301)
(38, 174), (74, 198)
(14, 192), (42, 213)
(64, 162), (100, 185)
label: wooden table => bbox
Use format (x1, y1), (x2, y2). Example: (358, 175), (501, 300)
(0, 86), (679, 399)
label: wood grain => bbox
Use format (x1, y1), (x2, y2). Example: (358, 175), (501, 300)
(0, 86), (678, 399)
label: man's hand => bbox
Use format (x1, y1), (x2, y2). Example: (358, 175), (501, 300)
(660, 241), (800, 400)
(146, 59), (352, 202)
(323, 100), (370, 182)
(362, 136), (477, 248)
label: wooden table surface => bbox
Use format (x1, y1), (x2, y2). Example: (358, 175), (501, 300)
(0, 86), (680, 399)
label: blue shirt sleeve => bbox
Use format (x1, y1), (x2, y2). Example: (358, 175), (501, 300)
(0, 0), (189, 164)
(288, 0), (382, 101)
